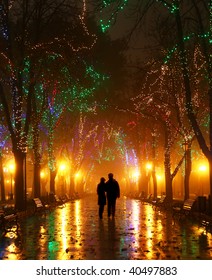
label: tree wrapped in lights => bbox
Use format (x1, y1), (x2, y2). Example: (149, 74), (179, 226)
(90, 120), (130, 183)
(104, 0), (211, 202)
(0, 0), (97, 210)
(130, 55), (200, 202)
(40, 62), (107, 195)
(24, 8), (125, 198)
(60, 114), (129, 193)
(154, 0), (212, 204)
(61, 113), (100, 194)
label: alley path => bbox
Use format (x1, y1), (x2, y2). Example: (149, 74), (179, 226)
(0, 195), (212, 260)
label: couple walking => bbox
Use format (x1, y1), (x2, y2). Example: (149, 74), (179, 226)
(97, 173), (120, 219)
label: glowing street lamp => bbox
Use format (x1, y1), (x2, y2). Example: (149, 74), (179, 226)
(75, 171), (81, 180)
(75, 171), (83, 193)
(130, 169), (140, 192)
(146, 162), (152, 171)
(9, 163), (15, 173)
(199, 165), (207, 172)
(132, 170), (140, 182)
(59, 163), (66, 173)
(40, 170), (46, 179)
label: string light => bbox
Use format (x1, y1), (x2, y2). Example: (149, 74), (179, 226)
(30, 0), (97, 54)
(0, 123), (9, 151)
(99, 0), (128, 32)
(1, 0), (114, 166)
(38, 60), (108, 171)
(156, 0), (179, 14)
(164, 32), (210, 64)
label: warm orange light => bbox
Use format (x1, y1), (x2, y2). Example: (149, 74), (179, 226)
(3, 167), (8, 173)
(59, 163), (66, 171)
(132, 170), (140, 180)
(9, 163), (15, 173)
(199, 165), (207, 172)
(75, 171), (81, 179)
(146, 162), (152, 170)
(40, 171), (45, 178)
(157, 174), (162, 181)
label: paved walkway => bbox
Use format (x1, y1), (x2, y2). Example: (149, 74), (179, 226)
(0, 195), (212, 260)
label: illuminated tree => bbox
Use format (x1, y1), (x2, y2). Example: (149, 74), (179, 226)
(171, 2), (212, 205)
(63, 113), (99, 194)
(0, 0), (97, 210)
(146, 0), (211, 205)
(38, 60), (107, 195)
(126, 45), (210, 201)
(97, 0), (211, 203)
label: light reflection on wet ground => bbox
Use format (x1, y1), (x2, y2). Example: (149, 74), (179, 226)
(0, 195), (212, 260)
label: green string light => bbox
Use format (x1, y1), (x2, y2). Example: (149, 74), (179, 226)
(99, 0), (129, 33)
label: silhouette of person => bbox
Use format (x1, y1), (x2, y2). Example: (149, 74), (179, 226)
(97, 177), (106, 219)
(105, 173), (120, 218)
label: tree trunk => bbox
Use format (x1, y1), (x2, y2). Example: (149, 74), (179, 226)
(184, 148), (191, 200)
(50, 169), (56, 194)
(165, 172), (173, 203)
(141, 166), (149, 196)
(32, 131), (41, 198)
(164, 124), (173, 202)
(32, 89), (43, 198)
(14, 151), (26, 211)
(33, 162), (41, 198)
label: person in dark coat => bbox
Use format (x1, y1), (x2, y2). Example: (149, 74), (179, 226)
(97, 177), (106, 219)
(105, 173), (120, 218)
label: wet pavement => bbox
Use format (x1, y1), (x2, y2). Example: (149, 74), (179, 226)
(0, 195), (212, 260)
